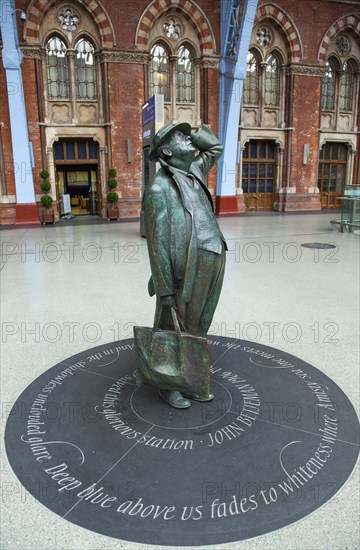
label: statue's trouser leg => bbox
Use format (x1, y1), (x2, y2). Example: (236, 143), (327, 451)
(154, 246), (225, 336)
(180, 246), (226, 337)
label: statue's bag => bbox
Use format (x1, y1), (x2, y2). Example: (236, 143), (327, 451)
(134, 308), (211, 397)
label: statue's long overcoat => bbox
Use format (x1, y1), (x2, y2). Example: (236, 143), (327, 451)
(144, 126), (224, 319)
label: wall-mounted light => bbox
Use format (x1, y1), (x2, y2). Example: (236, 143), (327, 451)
(12, 9), (27, 21)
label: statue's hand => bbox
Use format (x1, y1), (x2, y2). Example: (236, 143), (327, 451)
(160, 295), (177, 309)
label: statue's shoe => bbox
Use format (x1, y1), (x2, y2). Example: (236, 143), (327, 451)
(182, 392), (214, 402)
(158, 390), (191, 409)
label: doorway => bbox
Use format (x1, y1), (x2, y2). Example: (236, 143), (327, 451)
(241, 140), (276, 211)
(54, 139), (100, 216)
(57, 167), (97, 215)
(318, 142), (347, 208)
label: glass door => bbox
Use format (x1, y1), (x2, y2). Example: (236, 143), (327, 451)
(318, 143), (347, 208)
(241, 141), (276, 211)
(65, 169), (91, 214)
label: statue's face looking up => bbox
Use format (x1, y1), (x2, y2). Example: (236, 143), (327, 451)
(162, 131), (196, 168)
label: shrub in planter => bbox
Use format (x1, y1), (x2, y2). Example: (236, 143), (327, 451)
(107, 168), (118, 192)
(39, 170), (52, 205)
(106, 168), (119, 220)
(41, 195), (53, 208)
(39, 169), (49, 180)
(108, 178), (117, 189)
(39, 169), (54, 223)
(107, 191), (119, 203)
(40, 180), (51, 194)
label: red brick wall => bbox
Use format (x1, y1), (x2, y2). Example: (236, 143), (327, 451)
(108, 63), (144, 210)
(290, 75), (321, 192)
(105, 0), (221, 53)
(206, 66), (220, 193)
(258, 0), (359, 64)
(257, 0), (360, 198)
(22, 57), (42, 195)
(2, 0), (357, 224)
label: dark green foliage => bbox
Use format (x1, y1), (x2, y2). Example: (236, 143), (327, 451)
(108, 178), (117, 189)
(107, 191), (119, 203)
(39, 169), (49, 180)
(40, 181), (51, 194)
(40, 195), (53, 207)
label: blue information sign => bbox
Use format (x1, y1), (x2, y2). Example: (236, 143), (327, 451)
(142, 96), (155, 127)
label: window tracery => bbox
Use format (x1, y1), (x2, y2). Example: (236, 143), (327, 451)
(176, 45), (194, 103)
(339, 61), (354, 111)
(58, 7), (80, 32)
(75, 38), (97, 100)
(150, 44), (170, 101)
(264, 54), (280, 107)
(321, 59), (336, 111)
(45, 36), (69, 99)
(163, 19), (181, 40)
(256, 26), (272, 48)
(150, 42), (195, 105)
(243, 51), (259, 105)
(335, 34), (351, 57)
(44, 34), (98, 101)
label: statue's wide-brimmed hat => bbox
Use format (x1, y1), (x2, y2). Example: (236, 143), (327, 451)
(149, 122), (192, 162)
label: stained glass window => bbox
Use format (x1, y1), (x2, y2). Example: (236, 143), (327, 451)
(339, 62), (353, 111)
(75, 38), (97, 99)
(150, 44), (170, 101)
(243, 52), (259, 105)
(264, 54), (280, 106)
(321, 60), (336, 110)
(176, 45), (194, 102)
(46, 37), (69, 99)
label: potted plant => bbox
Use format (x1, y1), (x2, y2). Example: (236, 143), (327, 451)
(106, 167), (119, 220)
(39, 170), (55, 224)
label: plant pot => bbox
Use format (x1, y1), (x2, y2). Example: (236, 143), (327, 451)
(39, 207), (55, 224)
(107, 204), (119, 221)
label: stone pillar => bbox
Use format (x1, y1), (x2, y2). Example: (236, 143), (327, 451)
(216, 0), (258, 215)
(0, 0), (39, 224)
(278, 66), (322, 211)
(236, 143), (246, 213)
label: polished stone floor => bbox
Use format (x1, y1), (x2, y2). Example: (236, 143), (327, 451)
(1, 212), (359, 550)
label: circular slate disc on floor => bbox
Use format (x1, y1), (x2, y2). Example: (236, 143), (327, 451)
(5, 337), (359, 546)
(301, 242), (337, 249)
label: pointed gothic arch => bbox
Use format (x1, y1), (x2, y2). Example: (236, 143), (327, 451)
(254, 3), (303, 63)
(23, 0), (115, 48)
(318, 14), (360, 63)
(135, 0), (216, 54)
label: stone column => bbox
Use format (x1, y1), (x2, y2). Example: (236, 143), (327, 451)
(0, 1), (39, 224)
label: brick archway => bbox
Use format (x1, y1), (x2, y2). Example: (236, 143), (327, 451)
(318, 14), (360, 62)
(255, 3), (303, 63)
(24, 0), (115, 48)
(135, 0), (216, 54)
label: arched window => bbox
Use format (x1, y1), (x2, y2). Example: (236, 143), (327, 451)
(339, 61), (354, 111)
(176, 45), (194, 102)
(264, 54), (280, 106)
(45, 37), (69, 99)
(321, 59), (336, 110)
(150, 44), (170, 101)
(243, 52), (259, 105)
(75, 38), (97, 100)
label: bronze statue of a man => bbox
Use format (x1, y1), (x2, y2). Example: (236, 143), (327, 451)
(144, 122), (226, 408)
